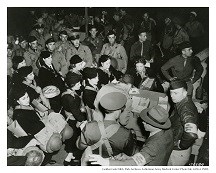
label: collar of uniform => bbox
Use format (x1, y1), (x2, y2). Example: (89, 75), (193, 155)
(176, 96), (188, 108)
(85, 84), (98, 91)
(108, 43), (118, 48)
(29, 47), (39, 54)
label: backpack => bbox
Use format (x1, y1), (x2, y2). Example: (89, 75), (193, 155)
(80, 121), (120, 165)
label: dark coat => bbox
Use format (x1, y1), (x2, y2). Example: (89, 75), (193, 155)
(13, 108), (45, 135)
(37, 64), (66, 92)
(170, 97), (198, 150)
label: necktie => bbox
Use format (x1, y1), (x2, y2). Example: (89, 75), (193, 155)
(183, 58), (187, 67)
(141, 42), (143, 57)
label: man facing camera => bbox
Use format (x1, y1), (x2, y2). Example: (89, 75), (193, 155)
(168, 80), (198, 166)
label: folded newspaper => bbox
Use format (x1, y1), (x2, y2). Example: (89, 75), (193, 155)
(131, 96), (150, 113)
(139, 77), (155, 90)
(34, 113), (67, 150)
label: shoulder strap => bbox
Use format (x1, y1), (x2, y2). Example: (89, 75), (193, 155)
(90, 121), (120, 157)
(105, 123), (120, 138)
(97, 121), (113, 157)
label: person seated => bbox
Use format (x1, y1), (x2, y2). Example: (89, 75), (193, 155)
(17, 66), (50, 112)
(10, 86), (73, 154)
(23, 36), (42, 75)
(97, 55), (123, 89)
(77, 92), (137, 165)
(7, 130), (44, 166)
(66, 33), (93, 68)
(67, 55), (86, 80)
(8, 56), (27, 103)
(82, 67), (99, 110)
(127, 58), (164, 93)
(14, 36), (29, 57)
(37, 51), (66, 112)
(61, 72), (87, 165)
(82, 25), (104, 64)
(45, 37), (68, 77)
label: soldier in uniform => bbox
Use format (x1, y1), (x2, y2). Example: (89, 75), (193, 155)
(23, 36), (41, 75)
(55, 30), (71, 57)
(100, 30), (128, 74)
(83, 25), (103, 64)
(45, 38), (68, 77)
(66, 33), (93, 68)
(77, 92), (137, 164)
(168, 80), (198, 166)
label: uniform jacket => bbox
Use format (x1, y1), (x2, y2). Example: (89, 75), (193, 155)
(77, 120), (137, 158)
(173, 28), (190, 46)
(23, 48), (41, 75)
(161, 54), (203, 83)
(130, 40), (154, 62)
(61, 89), (86, 122)
(83, 36), (103, 56)
(101, 43), (128, 73)
(170, 97), (198, 150)
(51, 49), (68, 77)
(185, 20), (204, 38)
(29, 30), (46, 50)
(55, 40), (71, 56)
(66, 44), (93, 67)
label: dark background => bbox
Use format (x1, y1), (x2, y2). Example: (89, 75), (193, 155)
(7, 7), (209, 41)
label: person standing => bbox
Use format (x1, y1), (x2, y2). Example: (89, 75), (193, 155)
(77, 92), (137, 163)
(130, 29), (155, 65)
(23, 36), (42, 75)
(66, 33), (93, 68)
(184, 11), (205, 54)
(45, 38), (68, 77)
(168, 80), (198, 166)
(100, 30), (128, 74)
(161, 41), (203, 96)
(83, 25), (103, 64)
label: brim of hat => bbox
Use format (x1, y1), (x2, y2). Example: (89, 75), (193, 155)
(140, 108), (171, 129)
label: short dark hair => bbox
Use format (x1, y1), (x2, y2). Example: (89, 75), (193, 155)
(107, 30), (116, 37)
(39, 51), (52, 66)
(134, 58), (146, 66)
(98, 55), (111, 67)
(12, 56), (25, 70)
(138, 29), (148, 35)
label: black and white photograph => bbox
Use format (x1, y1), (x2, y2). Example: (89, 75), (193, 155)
(2, 0), (214, 172)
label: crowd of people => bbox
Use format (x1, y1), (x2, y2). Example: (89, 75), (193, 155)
(7, 8), (209, 166)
